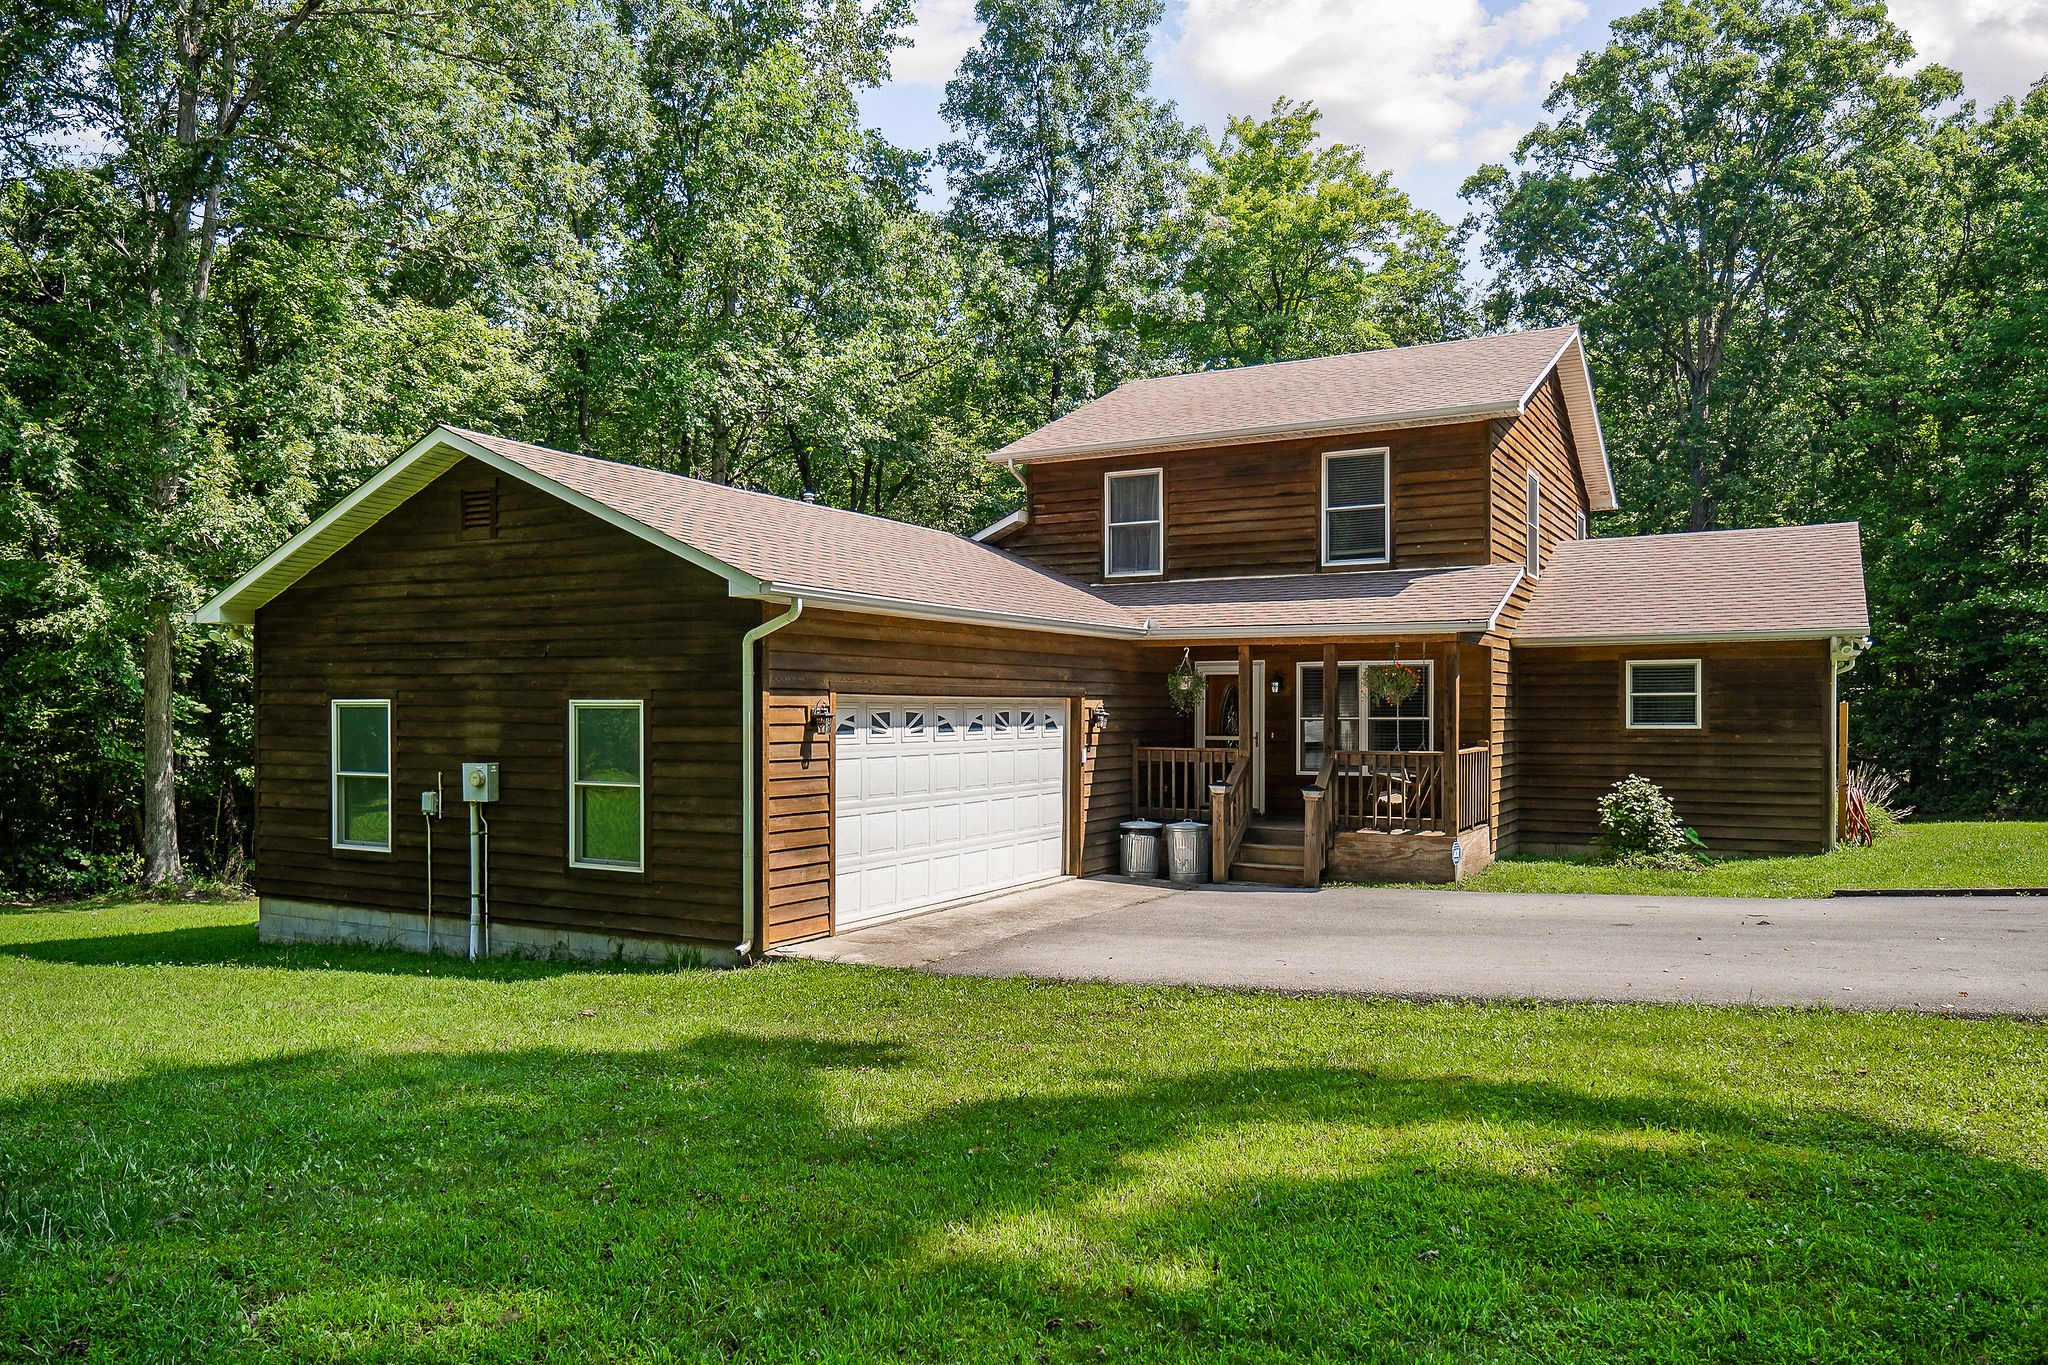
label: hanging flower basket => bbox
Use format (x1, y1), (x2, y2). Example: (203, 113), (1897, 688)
(1366, 662), (1421, 708)
(1166, 650), (1207, 716)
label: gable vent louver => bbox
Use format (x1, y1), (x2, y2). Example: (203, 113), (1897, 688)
(459, 484), (498, 538)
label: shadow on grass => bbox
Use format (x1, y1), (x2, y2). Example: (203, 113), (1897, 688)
(0, 918), (699, 980)
(3, 1025), (2042, 1362)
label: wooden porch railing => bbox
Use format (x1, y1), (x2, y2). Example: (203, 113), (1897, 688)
(1302, 750), (1337, 886)
(1133, 746), (1236, 822)
(1209, 754), (1252, 883)
(1325, 750), (1444, 833)
(1457, 745), (1490, 833)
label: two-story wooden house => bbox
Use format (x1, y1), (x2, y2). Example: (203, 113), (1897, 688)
(198, 326), (1870, 961)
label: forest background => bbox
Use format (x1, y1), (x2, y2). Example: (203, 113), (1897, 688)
(3, 0), (2043, 895)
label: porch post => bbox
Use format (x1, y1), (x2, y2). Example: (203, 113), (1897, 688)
(1236, 644), (1253, 756)
(1441, 643), (1461, 835)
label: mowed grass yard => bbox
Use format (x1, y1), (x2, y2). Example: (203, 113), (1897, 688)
(3, 903), (2045, 1363)
(1452, 820), (2048, 898)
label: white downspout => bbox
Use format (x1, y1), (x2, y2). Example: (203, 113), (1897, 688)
(739, 598), (805, 960)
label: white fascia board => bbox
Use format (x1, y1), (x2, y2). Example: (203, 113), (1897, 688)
(991, 401), (1522, 466)
(191, 426), (766, 626)
(1560, 333), (1618, 512)
(1138, 620), (1487, 641)
(971, 508), (1028, 543)
(756, 581), (1149, 639)
(1515, 627), (1860, 647)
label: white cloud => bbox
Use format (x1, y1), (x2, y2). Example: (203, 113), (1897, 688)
(1167, 0), (1588, 170)
(889, 0), (983, 87)
(1888, 0), (2048, 105)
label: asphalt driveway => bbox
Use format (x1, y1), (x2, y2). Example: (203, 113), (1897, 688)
(780, 877), (2048, 1016)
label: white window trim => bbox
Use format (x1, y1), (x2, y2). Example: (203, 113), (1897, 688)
(1625, 659), (1703, 731)
(1321, 448), (1392, 567)
(569, 698), (646, 872)
(1575, 508), (1590, 540)
(1360, 657), (1436, 755)
(1525, 468), (1542, 577)
(330, 698), (392, 853)
(1102, 467), (1164, 578)
(1295, 660), (1356, 775)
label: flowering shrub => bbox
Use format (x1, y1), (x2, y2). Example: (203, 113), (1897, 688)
(1596, 774), (1706, 867)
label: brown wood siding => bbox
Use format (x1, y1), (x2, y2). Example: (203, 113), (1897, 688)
(1489, 373), (1591, 570)
(1513, 642), (1832, 855)
(759, 610), (1168, 945)
(1003, 422), (1494, 582)
(254, 458), (757, 946)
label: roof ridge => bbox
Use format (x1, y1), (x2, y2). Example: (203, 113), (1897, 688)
(1105, 324), (1583, 394)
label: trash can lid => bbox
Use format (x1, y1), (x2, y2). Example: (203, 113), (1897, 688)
(1166, 819), (1207, 829)
(1120, 819), (1164, 832)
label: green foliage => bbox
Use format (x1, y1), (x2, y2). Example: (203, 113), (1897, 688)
(941, 0), (1199, 434)
(1160, 99), (1471, 367)
(1596, 774), (1706, 866)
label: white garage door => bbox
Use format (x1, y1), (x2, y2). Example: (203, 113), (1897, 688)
(835, 697), (1067, 928)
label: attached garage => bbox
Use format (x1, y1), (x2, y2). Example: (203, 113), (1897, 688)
(833, 697), (1069, 927)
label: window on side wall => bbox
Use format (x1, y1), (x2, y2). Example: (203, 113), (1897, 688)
(1364, 659), (1434, 752)
(1525, 469), (1542, 576)
(1103, 469), (1163, 577)
(331, 699), (391, 851)
(1323, 449), (1390, 566)
(1575, 508), (1589, 541)
(570, 700), (645, 871)
(1626, 660), (1702, 730)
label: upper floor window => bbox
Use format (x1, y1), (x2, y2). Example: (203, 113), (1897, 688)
(570, 700), (644, 871)
(1626, 660), (1702, 730)
(1322, 449), (1390, 566)
(331, 699), (391, 852)
(1104, 469), (1163, 577)
(1575, 508), (1589, 541)
(1525, 469), (1542, 576)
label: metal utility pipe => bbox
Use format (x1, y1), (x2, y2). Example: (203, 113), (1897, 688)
(739, 597), (805, 960)
(468, 799), (483, 961)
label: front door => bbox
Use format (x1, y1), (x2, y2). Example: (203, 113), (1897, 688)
(1195, 661), (1265, 815)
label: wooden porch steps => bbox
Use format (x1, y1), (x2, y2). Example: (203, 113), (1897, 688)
(1230, 816), (1307, 885)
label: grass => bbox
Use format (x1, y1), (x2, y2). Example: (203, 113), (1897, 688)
(3, 902), (2045, 1363)
(1445, 820), (2048, 898)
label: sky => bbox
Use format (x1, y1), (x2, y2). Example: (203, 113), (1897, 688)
(856, 0), (2048, 223)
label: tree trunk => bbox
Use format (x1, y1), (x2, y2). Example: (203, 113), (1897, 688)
(141, 606), (184, 886)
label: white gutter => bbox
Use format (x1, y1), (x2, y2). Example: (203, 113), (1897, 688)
(1137, 620), (1491, 641)
(739, 598), (804, 959)
(754, 580), (1149, 638)
(1516, 627), (1870, 647)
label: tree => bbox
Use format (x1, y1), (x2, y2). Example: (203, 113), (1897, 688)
(1161, 98), (1470, 369)
(0, 0), (573, 886)
(940, 0), (1197, 432)
(1466, 0), (1954, 532)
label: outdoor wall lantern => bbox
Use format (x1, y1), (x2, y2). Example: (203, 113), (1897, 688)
(809, 701), (835, 737)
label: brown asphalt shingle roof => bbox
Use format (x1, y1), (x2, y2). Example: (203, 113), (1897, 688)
(1516, 524), (1869, 642)
(453, 429), (1145, 634)
(994, 327), (1582, 462)
(1095, 565), (1526, 636)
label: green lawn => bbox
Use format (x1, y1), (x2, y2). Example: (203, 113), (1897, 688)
(1448, 820), (2048, 898)
(3, 903), (2044, 1363)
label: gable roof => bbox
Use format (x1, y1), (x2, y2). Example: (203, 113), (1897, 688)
(1515, 523), (1869, 645)
(1094, 564), (1525, 639)
(194, 426), (1146, 637)
(990, 326), (1617, 511)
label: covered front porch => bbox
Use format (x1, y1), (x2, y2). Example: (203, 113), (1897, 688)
(1129, 638), (1496, 886)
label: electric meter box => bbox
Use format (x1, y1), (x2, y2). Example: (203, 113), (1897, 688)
(461, 762), (499, 803)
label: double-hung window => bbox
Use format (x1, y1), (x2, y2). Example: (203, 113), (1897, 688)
(570, 700), (645, 871)
(1525, 469), (1543, 575)
(1297, 660), (1437, 772)
(1104, 469), (1163, 577)
(1626, 661), (1702, 730)
(1364, 660), (1435, 751)
(331, 699), (391, 851)
(1322, 449), (1390, 565)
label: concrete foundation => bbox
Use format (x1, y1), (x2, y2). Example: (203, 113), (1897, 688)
(258, 898), (738, 967)
(1326, 824), (1493, 884)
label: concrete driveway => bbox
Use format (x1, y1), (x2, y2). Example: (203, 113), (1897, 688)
(779, 877), (2048, 1017)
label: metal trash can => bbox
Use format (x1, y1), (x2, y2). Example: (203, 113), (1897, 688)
(1164, 820), (1212, 885)
(1119, 820), (1164, 878)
